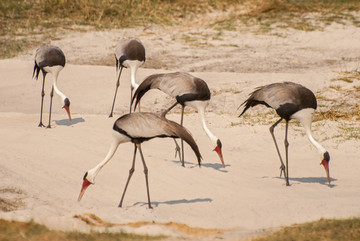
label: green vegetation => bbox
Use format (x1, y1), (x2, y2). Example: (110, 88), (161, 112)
(0, 219), (164, 241)
(1, 0), (360, 58)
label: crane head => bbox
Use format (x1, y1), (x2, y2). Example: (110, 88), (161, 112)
(63, 97), (72, 123)
(320, 151), (330, 184)
(213, 139), (225, 168)
(78, 172), (93, 201)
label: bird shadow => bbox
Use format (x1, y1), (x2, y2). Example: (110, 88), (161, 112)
(133, 198), (212, 208)
(166, 158), (229, 173)
(201, 162), (230, 173)
(270, 176), (337, 187)
(55, 117), (85, 126)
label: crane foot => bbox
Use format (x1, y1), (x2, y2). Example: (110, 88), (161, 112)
(279, 164), (286, 178)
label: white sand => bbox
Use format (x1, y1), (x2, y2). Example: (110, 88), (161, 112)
(0, 19), (359, 240)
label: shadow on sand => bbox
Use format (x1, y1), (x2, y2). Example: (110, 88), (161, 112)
(55, 117), (85, 126)
(166, 158), (229, 173)
(271, 176), (337, 187)
(133, 198), (212, 208)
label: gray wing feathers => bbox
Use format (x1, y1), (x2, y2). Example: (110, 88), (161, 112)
(253, 82), (300, 109)
(132, 72), (201, 108)
(114, 113), (202, 165)
(239, 82), (317, 117)
(144, 72), (198, 96)
(35, 45), (66, 68)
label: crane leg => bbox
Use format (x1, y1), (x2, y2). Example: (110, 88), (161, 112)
(160, 101), (178, 118)
(269, 118), (287, 180)
(138, 144), (152, 209)
(46, 86), (54, 128)
(180, 106), (185, 167)
(161, 102), (184, 165)
(109, 67), (123, 118)
(38, 74), (46, 127)
(119, 144), (137, 208)
(284, 121), (290, 186)
(173, 139), (182, 162)
(129, 86), (133, 113)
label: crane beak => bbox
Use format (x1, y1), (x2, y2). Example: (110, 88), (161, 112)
(78, 179), (92, 202)
(213, 145), (225, 168)
(63, 105), (72, 123)
(320, 159), (330, 184)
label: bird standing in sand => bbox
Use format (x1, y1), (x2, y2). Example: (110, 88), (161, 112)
(77, 112), (202, 208)
(131, 72), (224, 168)
(239, 82), (330, 186)
(109, 38), (146, 116)
(33, 45), (71, 128)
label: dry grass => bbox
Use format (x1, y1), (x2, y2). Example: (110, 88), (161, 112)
(1, 217), (360, 241)
(0, 218), (164, 241)
(250, 217), (360, 241)
(0, 187), (25, 212)
(73, 213), (226, 236)
(212, 0), (360, 32)
(1, 0), (360, 58)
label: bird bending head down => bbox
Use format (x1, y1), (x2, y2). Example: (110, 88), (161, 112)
(77, 112), (202, 206)
(239, 82), (331, 185)
(63, 97), (72, 123)
(213, 139), (224, 168)
(321, 151), (330, 184)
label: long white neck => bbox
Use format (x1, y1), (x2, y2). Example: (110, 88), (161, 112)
(292, 108), (326, 157)
(86, 135), (122, 183)
(52, 68), (67, 102)
(197, 103), (218, 146)
(304, 124), (326, 156)
(124, 60), (142, 91)
(130, 65), (139, 91)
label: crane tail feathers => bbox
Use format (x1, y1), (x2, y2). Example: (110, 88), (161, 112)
(238, 98), (253, 117)
(32, 61), (41, 80)
(170, 122), (202, 166)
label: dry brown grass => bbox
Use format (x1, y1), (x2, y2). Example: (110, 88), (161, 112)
(0, 218), (164, 241)
(1, 0), (360, 58)
(0, 187), (25, 212)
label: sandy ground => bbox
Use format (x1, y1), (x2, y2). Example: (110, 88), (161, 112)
(0, 17), (360, 240)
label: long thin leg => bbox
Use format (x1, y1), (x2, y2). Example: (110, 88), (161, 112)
(284, 121), (290, 186)
(119, 144), (137, 208)
(269, 118), (287, 179)
(161, 101), (183, 164)
(38, 73), (46, 127)
(171, 105), (185, 166)
(173, 139), (181, 161)
(180, 106), (185, 167)
(137, 144), (152, 208)
(160, 101), (178, 118)
(109, 67), (123, 118)
(129, 86), (134, 113)
(46, 86), (54, 128)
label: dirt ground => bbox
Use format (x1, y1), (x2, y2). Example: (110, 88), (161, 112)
(1, 11), (360, 240)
